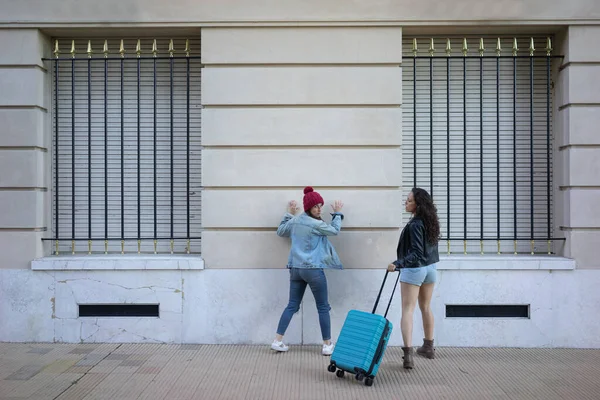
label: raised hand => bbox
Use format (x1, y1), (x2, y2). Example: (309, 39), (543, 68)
(288, 200), (300, 215)
(331, 200), (344, 213)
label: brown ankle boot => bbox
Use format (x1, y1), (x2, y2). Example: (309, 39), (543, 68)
(416, 339), (435, 359)
(402, 347), (414, 369)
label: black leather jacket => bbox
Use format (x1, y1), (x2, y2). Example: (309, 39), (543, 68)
(392, 217), (440, 269)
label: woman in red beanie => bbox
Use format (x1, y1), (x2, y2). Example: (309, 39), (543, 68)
(272, 187), (344, 356)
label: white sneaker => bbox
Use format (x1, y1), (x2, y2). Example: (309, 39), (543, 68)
(322, 342), (334, 356)
(271, 340), (289, 352)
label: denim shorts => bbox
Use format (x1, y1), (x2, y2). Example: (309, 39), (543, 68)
(399, 264), (437, 287)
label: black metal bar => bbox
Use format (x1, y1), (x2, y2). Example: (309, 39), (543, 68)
(413, 57), (417, 188)
(153, 58), (157, 242)
(137, 58), (141, 241)
(121, 57), (124, 241)
(186, 58), (190, 240)
(88, 58), (92, 242)
(480, 56), (484, 244)
(45, 56), (204, 61)
(434, 237), (564, 241)
(44, 236), (204, 241)
(54, 60), (59, 241)
(44, 55), (565, 62)
(447, 57), (450, 242)
(430, 57), (433, 197)
(403, 56), (564, 60)
(513, 57), (517, 242)
(547, 55), (552, 243)
(170, 57), (174, 241)
(71, 58), (75, 241)
(42, 236), (568, 242)
(463, 57), (467, 243)
(530, 56), (534, 242)
(497, 56), (501, 243)
(104, 58), (108, 241)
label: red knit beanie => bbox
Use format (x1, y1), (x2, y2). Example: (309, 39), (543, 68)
(303, 186), (324, 212)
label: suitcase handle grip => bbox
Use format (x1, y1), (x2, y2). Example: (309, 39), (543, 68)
(371, 270), (401, 318)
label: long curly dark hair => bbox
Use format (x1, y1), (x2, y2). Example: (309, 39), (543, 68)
(412, 188), (440, 245)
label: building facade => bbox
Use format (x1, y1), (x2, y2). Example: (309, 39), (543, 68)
(0, 0), (599, 347)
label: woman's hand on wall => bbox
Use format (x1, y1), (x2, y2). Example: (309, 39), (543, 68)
(288, 200), (300, 215)
(331, 200), (344, 213)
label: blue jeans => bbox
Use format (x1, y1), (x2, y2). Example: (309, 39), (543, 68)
(276, 268), (331, 341)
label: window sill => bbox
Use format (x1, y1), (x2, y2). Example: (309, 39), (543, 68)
(31, 255), (205, 271)
(438, 255), (575, 270)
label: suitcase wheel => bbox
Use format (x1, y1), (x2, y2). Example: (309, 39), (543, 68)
(335, 369), (345, 378)
(355, 372), (365, 381)
(365, 377), (374, 387)
(327, 363), (336, 373)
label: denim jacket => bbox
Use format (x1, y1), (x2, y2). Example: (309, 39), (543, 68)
(276, 212), (344, 270)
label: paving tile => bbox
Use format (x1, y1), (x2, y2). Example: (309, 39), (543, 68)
(4, 364), (44, 381)
(1, 344), (600, 400)
(65, 365), (93, 374)
(26, 347), (53, 355)
(179, 344), (204, 351)
(136, 366), (163, 375)
(120, 359), (145, 367)
(74, 353), (105, 366)
(42, 359), (78, 374)
(68, 346), (98, 355)
(104, 353), (130, 361)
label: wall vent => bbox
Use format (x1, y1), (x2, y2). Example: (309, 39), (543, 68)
(445, 305), (529, 318)
(79, 304), (159, 317)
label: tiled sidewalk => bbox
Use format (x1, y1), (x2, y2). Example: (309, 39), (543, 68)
(0, 343), (599, 399)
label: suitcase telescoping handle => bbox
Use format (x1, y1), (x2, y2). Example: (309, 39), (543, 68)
(371, 270), (401, 318)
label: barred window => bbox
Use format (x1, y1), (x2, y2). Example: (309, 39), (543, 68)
(50, 38), (202, 254)
(402, 37), (558, 254)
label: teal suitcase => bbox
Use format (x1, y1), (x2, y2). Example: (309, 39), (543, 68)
(327, 271), (400, 387)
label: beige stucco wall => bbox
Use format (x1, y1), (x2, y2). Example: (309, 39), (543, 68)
(555, 26), (600, 269)
(0, 4), (599, 271)
(0, 29), (50, 269)
(1, 0), (599, 24)
(200, 26), (403, 269)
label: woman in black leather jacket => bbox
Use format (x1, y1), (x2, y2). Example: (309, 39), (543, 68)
(387, 187), (440, 369)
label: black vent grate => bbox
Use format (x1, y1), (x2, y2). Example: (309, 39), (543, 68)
(446, 305), (529, 318)
(79, 304), (159, 317)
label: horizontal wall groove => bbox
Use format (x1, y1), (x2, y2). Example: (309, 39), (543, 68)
(0, 227), (46, 232)
(4, 20), (598, 28)
(203, 186), (401, 190)
(0, 146), (47, 152)
(0, 105), (47, 112)
(560, 227), (600, 231)
(203, 145), (401, 150)
(559, 61), (600, 71)
(0, 187), (47, 191)
(559, 186), (600, 191)
(203, 227), (399, 232)
(559, 144), (600, 151)
(203, 63), (402, 67)
(558, 103), (600, 111)
(202, 104), (402, 109)
(0, 64), (46, 72)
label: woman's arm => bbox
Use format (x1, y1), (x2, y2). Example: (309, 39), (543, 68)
(392, 221), (425, 269)
(312, 213), (343, 236)
(276, 200), (300, 237)
(312, 201), (344, 236)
